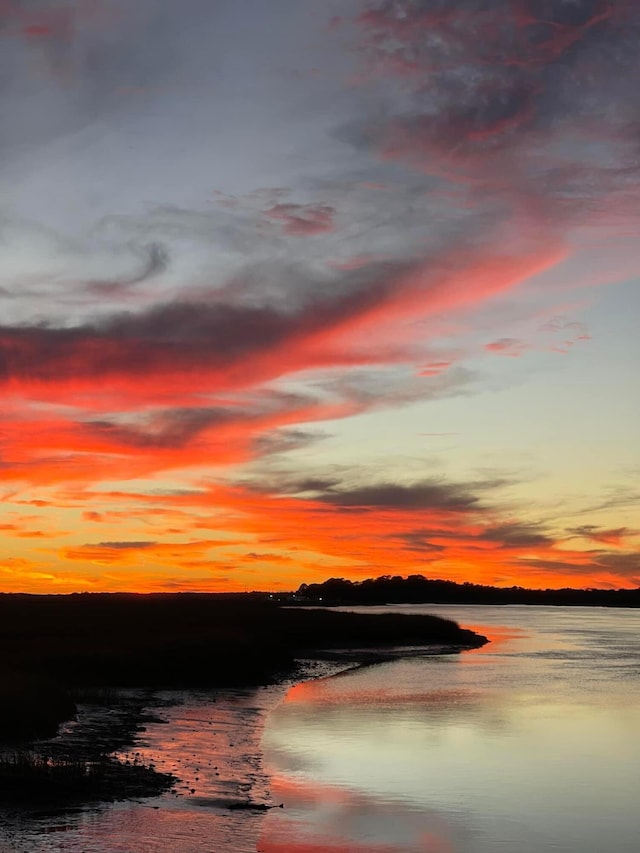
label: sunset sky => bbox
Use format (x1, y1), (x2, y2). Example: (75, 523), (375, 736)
(1, 0), (638, 592)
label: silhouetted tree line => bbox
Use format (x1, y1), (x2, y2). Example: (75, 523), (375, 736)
(295, 575), (640, 607)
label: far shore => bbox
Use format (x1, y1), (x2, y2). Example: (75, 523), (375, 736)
(286, 575), (640, 608)
(0, 592), (487, 807)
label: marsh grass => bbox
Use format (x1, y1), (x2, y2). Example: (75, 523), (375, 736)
(0, 750), (175, 803)
(0, 672), (76, 740)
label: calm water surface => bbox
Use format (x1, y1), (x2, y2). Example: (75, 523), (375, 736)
(1, 606), (638, 852)
(259, 605), (640, 853)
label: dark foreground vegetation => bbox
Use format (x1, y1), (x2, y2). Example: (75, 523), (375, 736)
(0, 592), (485, 805)
(0, 751), (174, 804)
(294, 575), (640, 607)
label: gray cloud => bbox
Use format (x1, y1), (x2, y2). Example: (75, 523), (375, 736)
(567, 525), (634, 545)
(252, 429), (327, 458)
(299, 476), (508, 512)
(85, 242), (169, 296)
(263, 203), (336, 236)
(475, 523), (553, 549)
(397, 529), (446, 553)
(86, 407), (234, 449)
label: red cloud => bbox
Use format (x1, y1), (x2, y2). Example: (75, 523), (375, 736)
(485, 338), (530, 357)
(0, 240), (565, 410)
(419, 360), (451, 376)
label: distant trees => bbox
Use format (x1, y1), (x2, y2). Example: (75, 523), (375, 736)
(294, 575), (640, 608)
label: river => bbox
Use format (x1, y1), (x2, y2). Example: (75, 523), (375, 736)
(1, 605), (638, 852)
(258, 605), (640, 853)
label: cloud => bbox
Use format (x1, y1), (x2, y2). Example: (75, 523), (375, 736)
(475, 523), (554, 549)
(284, 475), (508, 513)
(85, 242), (169, 296)
(583, 487), (640, 514)
(0, 234), (561, 403)
(418, 360), (452, 376)
(61, 538), (217, 565)
(86, 407), (235, 450)
(82, 511), (103, 522)
(263, 203), (336, 236)
(252, 428), (326, 458)
(485, 338), (531, 357)
(347, 0), (640, 239)
(568, 525), (634, 546)
(517, 549), (640, 584)
(396, 529), (446, 554)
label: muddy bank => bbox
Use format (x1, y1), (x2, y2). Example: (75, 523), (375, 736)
(0, 693), (176, 806)
(0, 662), (347, 853)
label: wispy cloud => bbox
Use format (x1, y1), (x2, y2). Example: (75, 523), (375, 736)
(263, 203), (336, 236)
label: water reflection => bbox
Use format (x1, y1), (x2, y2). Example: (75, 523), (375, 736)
(0, 685), (288, 853)
(259, 776), (466, 853)
(261, 606), (640, 853)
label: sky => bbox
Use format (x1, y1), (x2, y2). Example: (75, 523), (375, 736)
(0, 0), (638, 593)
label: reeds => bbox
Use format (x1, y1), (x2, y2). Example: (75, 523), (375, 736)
(0, 750), (174, 803)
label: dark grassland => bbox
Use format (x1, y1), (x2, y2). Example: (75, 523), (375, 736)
(0, 593), (485, 804)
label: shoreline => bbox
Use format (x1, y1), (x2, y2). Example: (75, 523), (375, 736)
(0, 637), (486, 814)
(0, 597), (487, 814)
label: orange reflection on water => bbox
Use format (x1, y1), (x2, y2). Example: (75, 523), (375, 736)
(258, 774), (460, 853)
(459, 622), (524, 655)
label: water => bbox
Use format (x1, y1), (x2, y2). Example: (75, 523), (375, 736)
(258, 605), (640, 853)
(1, 606), (638, 852)
(0, 683), (293, 853)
